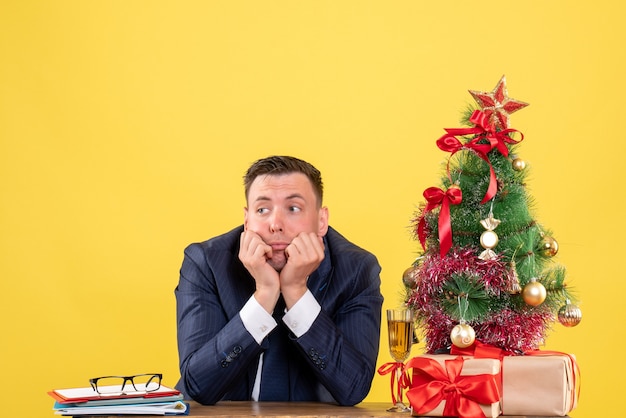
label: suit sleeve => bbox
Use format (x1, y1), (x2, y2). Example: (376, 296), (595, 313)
(175, 243), (263, 404)
(294, 251), (383, 406)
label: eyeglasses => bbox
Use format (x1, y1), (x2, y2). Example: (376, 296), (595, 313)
(89, 373), (162, 395)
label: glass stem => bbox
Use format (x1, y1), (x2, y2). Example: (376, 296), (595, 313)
(395, 366), (403, 405)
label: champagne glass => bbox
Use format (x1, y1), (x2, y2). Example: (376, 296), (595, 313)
(386, 308), (414, 412)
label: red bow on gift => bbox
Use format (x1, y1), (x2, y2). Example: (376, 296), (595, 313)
(417, 185), (462, 257)
(406, 356), (500, 418)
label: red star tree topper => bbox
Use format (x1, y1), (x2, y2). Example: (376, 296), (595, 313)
(469, 75), (529, 129)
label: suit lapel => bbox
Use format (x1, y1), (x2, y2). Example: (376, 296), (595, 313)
(219, 251), (256, 319)
(307, 237), (333, 302)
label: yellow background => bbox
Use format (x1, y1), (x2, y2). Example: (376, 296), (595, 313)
(1, 1), (622, 416)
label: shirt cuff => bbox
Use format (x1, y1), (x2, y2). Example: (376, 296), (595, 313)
(282, 289), (321, 338)
(240, 296), (277, 345)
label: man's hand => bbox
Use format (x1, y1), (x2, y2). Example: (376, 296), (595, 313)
(280, 232), (325, 309)
(239, 230), (280, 313)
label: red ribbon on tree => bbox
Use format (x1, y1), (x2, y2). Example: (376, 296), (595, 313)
(377, 362), (410, 406)
(446, 109), (524, 157)
(405, 356), (500, 418)
(437, 132), (495, 204)
(417, 185), (462, 257)
(437, 109), (524, 204)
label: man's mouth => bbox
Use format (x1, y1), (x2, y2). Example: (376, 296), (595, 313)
(270, 243), (289, 251)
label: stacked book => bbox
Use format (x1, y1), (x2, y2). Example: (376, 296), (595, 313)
(48, 383), (188, 416)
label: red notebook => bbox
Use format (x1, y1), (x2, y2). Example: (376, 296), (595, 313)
(48, 384), (181, 405)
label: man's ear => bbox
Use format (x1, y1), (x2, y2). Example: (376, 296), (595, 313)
(318, 206), (329, 236)
(243, 207), (249, 230)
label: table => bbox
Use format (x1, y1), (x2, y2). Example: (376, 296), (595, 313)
(167, 401), (570, 417)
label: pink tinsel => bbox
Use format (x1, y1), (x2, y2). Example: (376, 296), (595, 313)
(406, 247), (552, 354)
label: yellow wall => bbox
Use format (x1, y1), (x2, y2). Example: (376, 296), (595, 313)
(1, 1), (623, 416)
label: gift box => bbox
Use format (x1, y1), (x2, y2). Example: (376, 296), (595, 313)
(406, 354), (501, 418)
(501, 353), (579, 416)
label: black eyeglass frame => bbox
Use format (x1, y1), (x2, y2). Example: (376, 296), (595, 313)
(89, 373), (162, 395)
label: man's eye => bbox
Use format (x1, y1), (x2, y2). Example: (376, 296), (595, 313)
(256, 208), (269, 214)
(289, 206), (301, 212)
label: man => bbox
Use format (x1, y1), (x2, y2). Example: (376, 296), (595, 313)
(175, 156), (383, 405)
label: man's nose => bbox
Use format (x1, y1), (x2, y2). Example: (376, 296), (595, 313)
(269, 212), (284, 233)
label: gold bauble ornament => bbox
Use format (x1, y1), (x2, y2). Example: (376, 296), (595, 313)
(450, 322), (476, 348)
(522, 278), (547, 306)
(540, 236), (559, 257)
(558, 300), (582, 327)
(512, 157), (526, 171)
(402, 265), (419, 288)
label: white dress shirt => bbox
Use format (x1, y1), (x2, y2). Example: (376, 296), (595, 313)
(239, 290), (321, 400)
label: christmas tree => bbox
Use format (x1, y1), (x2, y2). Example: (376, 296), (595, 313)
(404, 76), (582, 355)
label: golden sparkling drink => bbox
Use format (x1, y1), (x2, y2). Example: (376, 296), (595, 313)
(387, 319), (413, 362)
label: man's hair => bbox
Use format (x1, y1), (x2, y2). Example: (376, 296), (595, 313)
(244, 155), (324, 206)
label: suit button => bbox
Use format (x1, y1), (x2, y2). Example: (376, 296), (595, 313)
(231, 346), (242, 357)
(221, 360), (229, 368)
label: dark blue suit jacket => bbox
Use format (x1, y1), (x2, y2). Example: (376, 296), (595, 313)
(175, 226), (383, 405)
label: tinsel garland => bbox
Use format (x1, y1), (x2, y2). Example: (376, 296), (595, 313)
(405, 247), (554, 354)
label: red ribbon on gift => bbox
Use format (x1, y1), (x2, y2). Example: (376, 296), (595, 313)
(450, 340), (513, 359)
(450, 343), (580, 415)
(377, 362), (410, 406)
(450, 340), (509, 396)
(406, 356), (500, 418)
(417, 185), (463, 257)
(437, 110), (524, 204)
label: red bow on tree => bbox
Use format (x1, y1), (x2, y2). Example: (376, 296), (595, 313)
(447, 110), (524, 157)
(436, 110), (524, 204)
(417, 185), (462, 257)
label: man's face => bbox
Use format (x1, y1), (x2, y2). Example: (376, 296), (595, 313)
(244, 172), (328, 271)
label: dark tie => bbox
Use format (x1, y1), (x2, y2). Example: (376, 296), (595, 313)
(259, 295), (289, 401)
